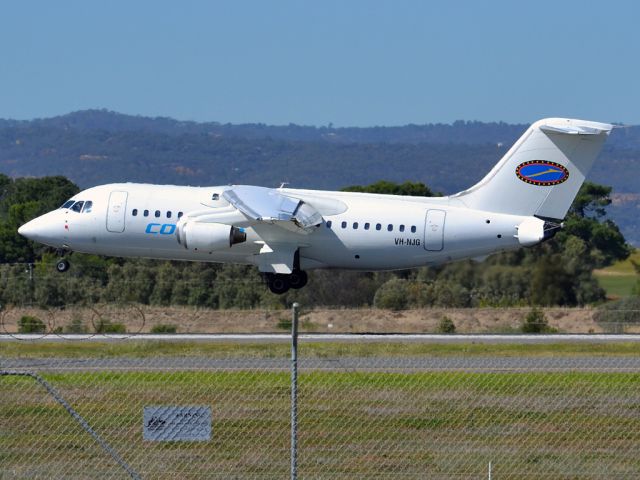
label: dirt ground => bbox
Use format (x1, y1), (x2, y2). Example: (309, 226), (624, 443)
(0, 304), (623, 334)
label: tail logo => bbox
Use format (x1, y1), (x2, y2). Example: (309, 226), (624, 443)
(516, 160), (569, 186)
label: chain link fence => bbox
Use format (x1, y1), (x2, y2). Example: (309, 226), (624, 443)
(3, 307), (640, 479)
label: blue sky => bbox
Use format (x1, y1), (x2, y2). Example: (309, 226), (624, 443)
(1, 0), (639, 126)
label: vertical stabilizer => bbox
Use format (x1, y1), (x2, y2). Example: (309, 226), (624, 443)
(453, 118), (613, 220)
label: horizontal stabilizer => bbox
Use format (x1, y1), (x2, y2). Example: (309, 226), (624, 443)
(539, 123), (611, 136)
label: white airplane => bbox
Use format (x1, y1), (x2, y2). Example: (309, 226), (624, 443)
(18, 118), (613, 294)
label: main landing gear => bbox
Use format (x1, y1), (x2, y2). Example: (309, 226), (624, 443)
(266, 271), (308, 295)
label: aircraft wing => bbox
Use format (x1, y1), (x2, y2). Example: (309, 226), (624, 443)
(179, 186), (327, 273)
(221, 186), (325, 273)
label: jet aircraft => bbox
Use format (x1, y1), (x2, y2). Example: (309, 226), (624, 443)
(18, 118), (613, 294)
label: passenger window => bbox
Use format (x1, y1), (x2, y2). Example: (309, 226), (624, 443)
(353, 222), (358, 229)
(61, 200), (75, 209)
(167, 211), (172, 218)
(399, 225), (405, 232)
(132, 209), (138, 216)
(82, 201), (93, 213)
(178, 212), (184, 218)
(144, 210), (149, 217)
(341, 221), (347, 229)
(71, 201), (84, 213)
(376, 223), (382, 231)
(387, 224), (393, 232)
(155, 210), (160, 218)
(364, 223), (370, 230)
(326, 220), (332, 228)
(411, 225), (416, 233)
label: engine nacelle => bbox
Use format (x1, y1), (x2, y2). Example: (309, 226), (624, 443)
(176, 221), (246, 251)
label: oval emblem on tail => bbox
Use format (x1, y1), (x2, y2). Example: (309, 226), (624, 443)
(516, 160), (569, 186)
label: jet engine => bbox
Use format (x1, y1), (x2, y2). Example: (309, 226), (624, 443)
(176, 221), (246, 251)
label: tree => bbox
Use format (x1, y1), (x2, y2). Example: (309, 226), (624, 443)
(374, 278), (409, 310)
(528, 255), (575, 306)
(342, 180), (439, 197)
(0, 175), (79, 263)
(557, 182), (630, 268)
(633, 260), (640, 296)
(568, 182), (612, 218)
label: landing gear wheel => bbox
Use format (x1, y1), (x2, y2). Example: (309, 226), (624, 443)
(267, 274), (290, 295)
(289, 271), (308, 290)
(56, 259), (70, 273)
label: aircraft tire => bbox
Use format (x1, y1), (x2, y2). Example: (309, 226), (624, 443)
(268, 274), (290, 295)
(56, 259), (70, 273)
(289, 271), (308, 289)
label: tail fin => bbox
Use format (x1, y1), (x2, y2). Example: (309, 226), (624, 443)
(453, 118), (613, 220)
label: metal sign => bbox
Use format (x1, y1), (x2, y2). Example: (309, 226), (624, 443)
(143, 406), (211, 442)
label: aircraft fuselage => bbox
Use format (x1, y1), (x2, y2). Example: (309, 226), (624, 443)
(22, 182), (526, 271)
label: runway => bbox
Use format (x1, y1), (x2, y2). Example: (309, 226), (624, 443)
(3, 333), (640, 343)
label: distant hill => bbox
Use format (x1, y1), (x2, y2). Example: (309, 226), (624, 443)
(1, 110), (638, 244)
(0, 109), (530, 145)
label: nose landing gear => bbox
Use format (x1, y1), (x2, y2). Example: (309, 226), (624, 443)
(55, 249), (71, 273)
(56, 259), (70, 273)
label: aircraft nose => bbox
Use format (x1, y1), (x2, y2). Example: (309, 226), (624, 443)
(18, 213), (64, 246)
(18, 219), (38, 239)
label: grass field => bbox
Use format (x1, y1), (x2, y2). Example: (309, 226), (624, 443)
(2, 367), (640, 478)
(3, 341), (640, 478)
(4, 339), (640, 358)
(594, 248), (640, 299)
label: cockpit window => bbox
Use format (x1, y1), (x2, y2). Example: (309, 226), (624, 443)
(61, 200), (75, 209)
(82, 201), (93, 213)
(70, 201), (84, 213)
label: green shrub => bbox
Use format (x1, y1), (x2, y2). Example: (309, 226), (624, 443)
(94, 318), (126, 334)
(521, 308), (552, 334)
(17, 315), (46, 333)
(437, 316), (456, 334)
(276, 318), (292, 330)
(150, 324), (177, 334)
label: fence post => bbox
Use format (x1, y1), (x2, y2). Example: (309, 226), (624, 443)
(290, 302), (300, 480)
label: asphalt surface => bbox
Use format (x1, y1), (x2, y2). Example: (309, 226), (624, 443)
(3, 333), (640, 343)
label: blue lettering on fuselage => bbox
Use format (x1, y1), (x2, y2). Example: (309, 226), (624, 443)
(145, 223), (176, 235)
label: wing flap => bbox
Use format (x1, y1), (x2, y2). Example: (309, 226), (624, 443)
(223, 186), (322, 233)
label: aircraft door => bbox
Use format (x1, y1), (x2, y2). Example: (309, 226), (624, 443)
(106, 191), (128, 233)
(424, 209), (445, 251)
